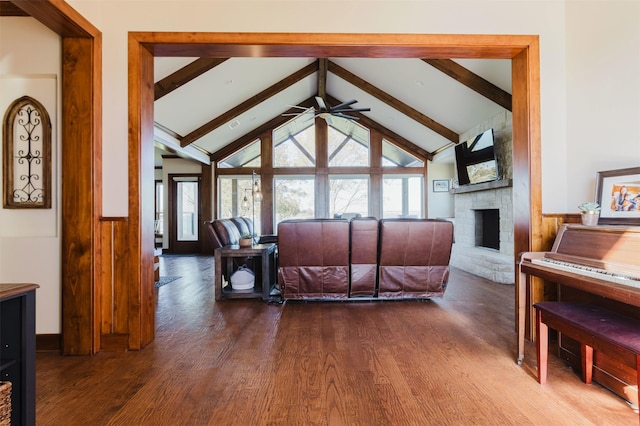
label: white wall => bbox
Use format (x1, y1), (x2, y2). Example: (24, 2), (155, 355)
(0, 18), (62, 333)
(564, 0), (640, 209)
(427, 162), (455, 218)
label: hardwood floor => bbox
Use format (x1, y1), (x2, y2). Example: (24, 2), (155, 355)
(36, 255), (637, 425)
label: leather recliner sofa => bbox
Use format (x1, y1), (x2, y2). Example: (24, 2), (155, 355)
(277, 217), (454, 301)
(204, 217), (277, 250)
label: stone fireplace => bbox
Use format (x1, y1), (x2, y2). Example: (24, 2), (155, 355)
(449, 182), (514, 284)
(448, 111), (514, 284)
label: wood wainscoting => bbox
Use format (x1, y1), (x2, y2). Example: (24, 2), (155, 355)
(99, 217), (132, 351)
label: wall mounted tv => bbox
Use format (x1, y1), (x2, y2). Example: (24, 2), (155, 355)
(454, 128), (499, 186)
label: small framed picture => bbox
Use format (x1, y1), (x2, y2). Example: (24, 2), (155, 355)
(433, 179), (450, 193)
(595, 167), (640, 225)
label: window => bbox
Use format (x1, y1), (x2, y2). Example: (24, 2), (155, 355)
(216, 112), (429, 231)
(328, 121), (369, 167)
(218, 139), (261, 168)
(329, 175), (369, 218)
(382, 139), (424, 168)
(382, 175), (423, 218)
(176, 180), (198, 241)
(273, 116), (316, 167)
(155, 181), (164, 235)
(218, 177), (258, 215)
(274, 176), (315, 226)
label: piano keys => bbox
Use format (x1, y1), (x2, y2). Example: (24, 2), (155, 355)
(530, 257), (640, 288)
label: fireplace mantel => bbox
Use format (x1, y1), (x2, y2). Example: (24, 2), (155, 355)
(451, 179), (512, 194)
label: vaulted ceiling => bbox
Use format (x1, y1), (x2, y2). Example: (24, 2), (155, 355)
(153, 56), (512, 166)
(0, 2), (513, 167)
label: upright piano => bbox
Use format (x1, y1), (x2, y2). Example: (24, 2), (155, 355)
(518, 224), (640, 404)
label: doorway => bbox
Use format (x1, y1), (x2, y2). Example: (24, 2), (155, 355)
(167, 174), (202, 254)
(129, 33), (542, 349)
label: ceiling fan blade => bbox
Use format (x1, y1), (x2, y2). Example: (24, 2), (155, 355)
(285, 104), (311, 110)
(330, 99), (358, 110)
(315, 96), (329, 112)
(332, 113), (360, 120)
(332, 107), (371, 113)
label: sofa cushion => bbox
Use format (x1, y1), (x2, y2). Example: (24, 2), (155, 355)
(378, 219), (453, 298)
(277, 219), (350, 300)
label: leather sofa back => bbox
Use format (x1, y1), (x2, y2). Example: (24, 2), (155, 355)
(277, 219), (350, 300)
(349, 217), (379, 297)
(276, 217), (454, 301)
(378, 219), (453, 299)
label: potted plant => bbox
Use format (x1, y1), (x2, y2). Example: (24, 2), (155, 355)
(578, 202), (601, 226)
(239, 233), (253, 247)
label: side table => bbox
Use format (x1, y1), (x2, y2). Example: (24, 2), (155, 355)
(214, 243), (277, 301)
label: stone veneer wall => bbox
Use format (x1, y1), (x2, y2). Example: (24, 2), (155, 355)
(449, 111), (514, 284)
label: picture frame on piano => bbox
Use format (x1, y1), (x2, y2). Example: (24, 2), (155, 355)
(595, 166), (640, 225)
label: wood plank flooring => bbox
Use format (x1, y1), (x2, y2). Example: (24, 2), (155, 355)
(36, 255), (638, 425)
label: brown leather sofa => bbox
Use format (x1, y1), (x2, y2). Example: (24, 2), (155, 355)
(277, 217), (454, 301)
(204, 217), (276, 250)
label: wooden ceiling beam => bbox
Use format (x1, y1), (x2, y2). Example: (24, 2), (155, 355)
(317, 58), (328, 99)
(0, 1), (29, 16)
(423, 58), (512, 111)
(210, 97), (317, 162)
(327, 60), (458, 143)
(181, 60), (319, 147)
(155, 58), (229, 101)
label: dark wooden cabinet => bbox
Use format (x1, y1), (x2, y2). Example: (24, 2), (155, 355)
(0, 284), (38, 426)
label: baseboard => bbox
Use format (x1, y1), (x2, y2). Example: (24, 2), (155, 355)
(36, 333), (131, 352)
(36, 334), (61, 352)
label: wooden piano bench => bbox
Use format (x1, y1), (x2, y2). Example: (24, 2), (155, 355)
(534, 301), (640, 419)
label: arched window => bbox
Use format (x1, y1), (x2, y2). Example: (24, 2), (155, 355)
(3, 96), (52, 208)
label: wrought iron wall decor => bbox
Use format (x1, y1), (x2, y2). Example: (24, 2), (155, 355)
(3, 96), (52, 208)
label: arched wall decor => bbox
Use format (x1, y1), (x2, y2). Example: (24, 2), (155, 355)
(3, 95), (52, 208)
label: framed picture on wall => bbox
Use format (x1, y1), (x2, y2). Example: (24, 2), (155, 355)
(595, 166), (640, 225)
(433, 179), (450, 193)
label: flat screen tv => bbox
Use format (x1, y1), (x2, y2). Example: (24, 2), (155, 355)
(454, 128), (499, 186)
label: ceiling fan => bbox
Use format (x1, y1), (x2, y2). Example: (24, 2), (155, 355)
(284, 96), (370, 123)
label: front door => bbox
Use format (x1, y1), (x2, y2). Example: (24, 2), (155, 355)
(168, 174), (201, 254)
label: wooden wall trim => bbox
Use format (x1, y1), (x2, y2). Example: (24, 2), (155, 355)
(127, 37), (155, 350)
(17, 0), (103, 356)
(61, 36), (102, 356)
(11, 0), (100, 38)
(130, 32), (540, 352)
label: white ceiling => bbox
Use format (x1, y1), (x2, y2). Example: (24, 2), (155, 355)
(153, 56), (512, 165)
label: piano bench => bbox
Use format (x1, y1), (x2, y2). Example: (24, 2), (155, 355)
(534, 302), (640, 416)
